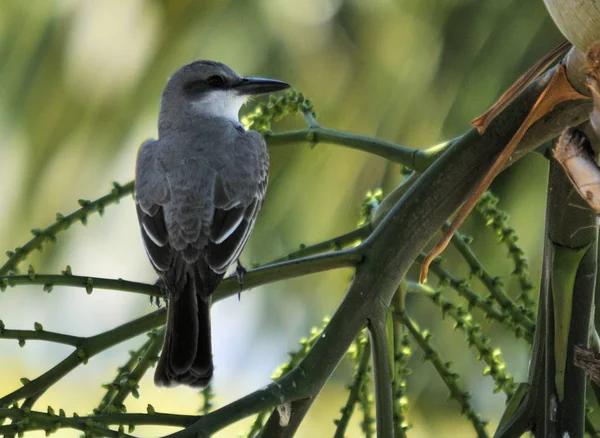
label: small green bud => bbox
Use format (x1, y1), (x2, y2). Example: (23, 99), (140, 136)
(27, 265), (36, 281)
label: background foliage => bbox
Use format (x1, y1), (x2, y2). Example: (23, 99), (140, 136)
(0, 0), (568, 436)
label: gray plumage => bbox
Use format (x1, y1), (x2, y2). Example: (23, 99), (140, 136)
(135, 61), (289, 387)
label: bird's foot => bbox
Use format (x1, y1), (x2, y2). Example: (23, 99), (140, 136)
(235, 260), (247, 300)
(151, 278), (169, 308)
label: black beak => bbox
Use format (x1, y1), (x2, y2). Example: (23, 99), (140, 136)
(234, 77), (290, 95)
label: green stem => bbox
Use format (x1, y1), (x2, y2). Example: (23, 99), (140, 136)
(107, 328), (165, 412)
(540, 159), (598, 437)
(368, 305), (393, 438)
(246, 411), (268, 438)
(0, 408), (138, 437)
(333, 334), (371, 438)
(97, 336), (155, 414)
(447, 227), (535, 333)
(407, 282), (516, 397)
(213, 247), (364, 302)
(0, 246), (363, 302)
(0, 328), (82, 347)
(266, 127), (446, 172)
(475, 192), (535, 311)
(0, 310), (165, 406)
(0, 408), (196, 435)
(401, 313), (489, 438)
(0, 274), (158, 296)
(0, 181), (134, 275)
(270, 225), (371, 263)
(391, 286), (411, 437)
(417, 254), (530, 340)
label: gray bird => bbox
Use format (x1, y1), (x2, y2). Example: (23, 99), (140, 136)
(135, 61), (289, 387)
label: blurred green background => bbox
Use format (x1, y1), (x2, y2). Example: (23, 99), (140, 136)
(0, 0), (566, 436)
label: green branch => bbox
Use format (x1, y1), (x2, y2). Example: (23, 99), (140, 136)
(266, 127), (446, 172)
(475, 192), (535, 313)
(0, 310), (165, 406)
(0, 408), (197, 436)
(333, 333), (371, 438)
(368, 305), (393, 438)
(0, 326), (82, 347)
(246, 411), (268, 438)
(97, 336), (156, 414)
(0, 246), (363, 302)
(401, 312), (489, 438)
(416, 254), (520, 336)
(219, 247), (364, 301)
(0, 407), (138, 437)
(0, 273), (158, 296)
(270, 225), (371, 263)
(357, 369), (375, 438)
(447, 226), (535, 333)
(407, 282), (516, 397)
(106, 328), (164, 413)
(0, 181), (134, 275)
(246, 318), (329, 437)
(391, 330), (411, 438)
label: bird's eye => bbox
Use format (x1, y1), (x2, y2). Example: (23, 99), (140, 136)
(206, 75), (225, 87)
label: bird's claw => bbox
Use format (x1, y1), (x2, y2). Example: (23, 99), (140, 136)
(235, 260), (247, 300)
(151, 278), (169, 308)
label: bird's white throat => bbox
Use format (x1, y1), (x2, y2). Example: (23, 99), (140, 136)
(191, 90), (248, 123)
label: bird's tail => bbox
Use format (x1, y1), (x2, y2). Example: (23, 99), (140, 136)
(154, 269), (218, 388)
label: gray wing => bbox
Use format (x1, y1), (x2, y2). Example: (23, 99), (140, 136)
(135, 132), (268, 280)
(135, 139), (172, 274)
(205, 176), (264, 273)
(205, 130), (269, 274)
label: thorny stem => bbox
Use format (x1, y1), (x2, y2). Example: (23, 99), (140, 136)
(0, 247), (364, 302)
(401, 313), (489, 438)
(368, 305), (393, 438)
(0, 182), (134, 275)
(266, 127), (446, 172)
(0, 327), (82, 347)
(0, 408), (196, 435)
(448, 227), (535, 332)
(407, 282), (516, 397)
(0, 310), (166, 407)
(105, 328), (165, 413)
(97, 336), (156, 414)
(270, 225), (371, 263)
(333, 334), (371, 438)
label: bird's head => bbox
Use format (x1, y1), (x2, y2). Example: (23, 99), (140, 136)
(160, 60), (290, 125)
